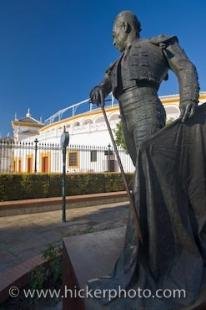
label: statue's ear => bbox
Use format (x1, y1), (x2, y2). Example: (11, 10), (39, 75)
(122, 22), (131, 34)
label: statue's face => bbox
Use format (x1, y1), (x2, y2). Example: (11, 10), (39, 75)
(112, 18), (127, 52)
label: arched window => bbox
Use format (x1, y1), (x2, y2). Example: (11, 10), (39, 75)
(109, 114), (120, 121)
(95, 117), (104, 124)
(82, 119), (93, 125)
(165, 106), (179, 114)
(73, 121), (80, 127)
(165, 105), (180, 119)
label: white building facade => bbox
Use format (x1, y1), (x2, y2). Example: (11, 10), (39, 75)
(7, 92), (206, 174)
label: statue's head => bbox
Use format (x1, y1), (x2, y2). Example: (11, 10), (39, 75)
(112, 11), (141, 52)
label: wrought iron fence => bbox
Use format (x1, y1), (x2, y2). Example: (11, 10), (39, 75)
(0, 139), (134, 174)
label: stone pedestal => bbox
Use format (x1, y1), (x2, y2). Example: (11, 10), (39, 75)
(62, 226), (206, 310)
(62, 227), (125, 309)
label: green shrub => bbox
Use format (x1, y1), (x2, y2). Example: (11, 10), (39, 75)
(0, 173), (133, 201)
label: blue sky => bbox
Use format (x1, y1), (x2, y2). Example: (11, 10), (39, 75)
(0, 0), (205, 136)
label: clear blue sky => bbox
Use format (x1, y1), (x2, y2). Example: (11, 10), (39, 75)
(0, 0), (205, 136)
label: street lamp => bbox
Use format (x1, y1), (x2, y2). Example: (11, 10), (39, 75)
(60, 126), (69, 223)
(108, 143), (111, 172)
(34, 138), (38, 173)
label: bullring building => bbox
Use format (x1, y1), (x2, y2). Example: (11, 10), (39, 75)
(7, 92), (206, 174)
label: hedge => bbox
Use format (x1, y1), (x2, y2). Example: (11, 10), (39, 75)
(0, 173), (134, 202)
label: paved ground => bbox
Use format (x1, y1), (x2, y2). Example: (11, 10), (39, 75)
(0, 202), (129, 274)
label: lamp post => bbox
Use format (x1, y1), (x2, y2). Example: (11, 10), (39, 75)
(34, 138), (38, 173)
(60, 126), (69, 223)
(108, 143), (111, 172)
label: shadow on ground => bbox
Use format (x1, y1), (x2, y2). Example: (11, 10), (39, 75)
(0, 202), (129, 273)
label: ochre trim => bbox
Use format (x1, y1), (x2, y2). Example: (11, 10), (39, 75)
(40, 151), (51, 173)
(12, 121), (43, 128)
(67, 150), (80, 169)
(26, 155), (33, 173)
(40, 92), (206, 132)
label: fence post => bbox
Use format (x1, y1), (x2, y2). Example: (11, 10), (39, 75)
(34, 138), (38, 173)
(61, 127), (70, 223)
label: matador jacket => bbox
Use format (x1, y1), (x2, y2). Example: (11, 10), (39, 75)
(99, 35), (199, 106)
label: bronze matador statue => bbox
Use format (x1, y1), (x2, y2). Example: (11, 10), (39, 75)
(88, 11), (206, 310)
(90, 10), (199, 165)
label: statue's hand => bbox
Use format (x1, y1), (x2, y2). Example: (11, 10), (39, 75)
(180, 101), (197, 122)
(89, 86), (105, 106)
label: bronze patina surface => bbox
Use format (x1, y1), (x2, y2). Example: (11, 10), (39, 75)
(88, 11), (206, 309)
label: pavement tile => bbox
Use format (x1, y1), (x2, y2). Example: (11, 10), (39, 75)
(0, 202), (129, 276)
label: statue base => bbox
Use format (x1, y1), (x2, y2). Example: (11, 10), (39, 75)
(62, 227), (125, 309)
(62, 226), (206, 310)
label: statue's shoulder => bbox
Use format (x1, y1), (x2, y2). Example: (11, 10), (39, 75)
(131, 36), (178, 49)
(149, 35), (178, 47)
(105, 60), (117, 76)
(106, 60), (118, 73)
(107, 60), (117, 69)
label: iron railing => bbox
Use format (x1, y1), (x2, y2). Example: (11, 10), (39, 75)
(0, 140), (134, 174)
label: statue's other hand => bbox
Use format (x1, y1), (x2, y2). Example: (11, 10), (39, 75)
(180, 101), (197, 122)
(89, 86), (104, 106)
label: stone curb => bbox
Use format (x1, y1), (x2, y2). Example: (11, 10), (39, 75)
(0, 191), (128, 217)
(0, 191), (127, 208)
